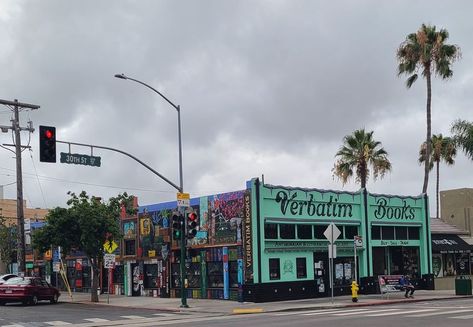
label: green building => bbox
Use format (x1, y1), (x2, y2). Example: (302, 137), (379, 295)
(243, 178), (433, 302)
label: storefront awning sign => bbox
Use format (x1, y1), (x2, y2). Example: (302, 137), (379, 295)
(431, 234), (473, 254)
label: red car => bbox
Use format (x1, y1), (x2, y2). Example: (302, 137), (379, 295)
(0, 277), (60, 305)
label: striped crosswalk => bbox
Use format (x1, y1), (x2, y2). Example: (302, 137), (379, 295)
(275, 306), (473, 320)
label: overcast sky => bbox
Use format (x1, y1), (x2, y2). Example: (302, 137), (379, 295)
(0, 0), (472, 217)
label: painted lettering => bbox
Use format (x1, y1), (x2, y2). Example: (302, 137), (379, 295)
(374, 198), (415, 220)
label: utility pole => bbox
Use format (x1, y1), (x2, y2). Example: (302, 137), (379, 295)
(0, 99), (39, 276)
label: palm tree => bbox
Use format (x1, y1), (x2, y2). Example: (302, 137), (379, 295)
(451, 119), (473, 160)
(419, 134), (456, 219)
(397, 24), (461, 194)
(333, 129), (392, 189)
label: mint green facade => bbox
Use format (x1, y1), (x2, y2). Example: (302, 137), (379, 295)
(248, 178), (432, 300)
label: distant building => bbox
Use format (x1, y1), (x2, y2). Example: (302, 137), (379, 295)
(440, 188), (473, 237)
(0, 197), (49, 274)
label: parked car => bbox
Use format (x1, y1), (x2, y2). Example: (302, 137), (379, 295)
(0, 277), (60, 305)
(0, 274), (18, 285)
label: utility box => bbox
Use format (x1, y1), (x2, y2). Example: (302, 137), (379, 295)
(455, 275), (472, 295)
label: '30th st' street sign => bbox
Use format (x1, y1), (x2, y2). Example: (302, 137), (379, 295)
(60, 152), (101, 167)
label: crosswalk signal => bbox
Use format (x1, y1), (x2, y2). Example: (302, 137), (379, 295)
(187, 212), (198, 239)
(172, 212), (184, 240)
(39, 125), (56, 163)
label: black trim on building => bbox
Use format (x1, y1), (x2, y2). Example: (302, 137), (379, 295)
(363, 188), (370, 276)
(255, 178), (262, 284)
(424, 194), (431, 273)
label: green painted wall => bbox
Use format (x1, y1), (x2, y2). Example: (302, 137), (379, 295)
(249, 178), (431, 285)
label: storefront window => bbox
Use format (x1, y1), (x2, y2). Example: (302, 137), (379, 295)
(297, 225), (312, 239)
(382, 226), (395, 240)
(264, 223), (278, 239)
(396, 226), (408, 240)
(333, 257), (354, 286)
(371, 226), (381, 240)
(314, 225), (328, 239)
(443, 253), (456, 276)
(269, 258), (280, 280)
(124, 240), (135, 256)
(296, 258), (307, 278)
(280, 224), (295, 239)
(344, 226), (358, 239)
(455, 253), (470, 275)
(408, 227), (420, 240)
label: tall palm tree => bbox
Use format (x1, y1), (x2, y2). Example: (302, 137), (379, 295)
(397, 24), (461, 194)
(333, 129), (392, 189)
(419, 134), (456, 219)
(451, 119), (473, 160)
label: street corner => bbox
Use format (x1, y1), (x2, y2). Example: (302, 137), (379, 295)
(232, 308), (264, 314)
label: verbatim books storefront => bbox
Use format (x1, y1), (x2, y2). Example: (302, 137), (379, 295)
(243, 178), (433, 302)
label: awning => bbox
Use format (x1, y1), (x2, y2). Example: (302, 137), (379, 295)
(431, 234), (473, 254)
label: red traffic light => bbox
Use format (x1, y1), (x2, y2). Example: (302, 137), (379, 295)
(188, 212), (197, 222)
(44, 129), (54, 139)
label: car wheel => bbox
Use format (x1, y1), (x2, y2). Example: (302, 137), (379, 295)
(30, 295), (38, 305)
(50, 294), (58, 304)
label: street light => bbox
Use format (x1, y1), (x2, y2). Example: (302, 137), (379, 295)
(114, 73), (187, 307)
(114, 73), (183, 193)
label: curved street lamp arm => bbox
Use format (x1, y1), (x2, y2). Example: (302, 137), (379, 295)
(114, 74), (179, 112)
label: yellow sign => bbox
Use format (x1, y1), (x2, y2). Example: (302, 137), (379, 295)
(148, 250), (156, 257)
(103, 240), (118, 254)
(177, 192), (190, 200)
(44, 250), (52, 260)
(177, 192), (190, 207)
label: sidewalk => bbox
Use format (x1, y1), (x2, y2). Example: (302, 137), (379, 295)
(60, 290), (473, 315)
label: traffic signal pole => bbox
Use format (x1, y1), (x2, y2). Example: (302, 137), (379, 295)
(0, 99), (39, 276)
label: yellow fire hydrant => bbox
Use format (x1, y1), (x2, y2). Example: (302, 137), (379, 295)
(351, 280), (359, 302)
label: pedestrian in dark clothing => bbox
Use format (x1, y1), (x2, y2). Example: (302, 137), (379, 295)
(399, 275), (415, 298)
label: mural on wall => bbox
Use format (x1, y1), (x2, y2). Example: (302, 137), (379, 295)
(138, 208), (173, 258)
(208, 191), (244, 245)
(123, 222), (136, 239)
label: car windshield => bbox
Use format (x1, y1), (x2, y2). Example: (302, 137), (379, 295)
(3, 277), (31, 285)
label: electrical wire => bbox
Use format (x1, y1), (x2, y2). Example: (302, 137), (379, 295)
(28, 149), (48, 208)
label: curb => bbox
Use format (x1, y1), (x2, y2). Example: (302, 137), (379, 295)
(232, 308), (264, 314)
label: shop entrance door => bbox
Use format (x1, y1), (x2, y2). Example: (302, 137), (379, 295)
(313, 252), (329, 296)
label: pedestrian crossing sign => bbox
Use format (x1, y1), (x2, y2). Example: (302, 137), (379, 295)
(103, 240), (118, 254)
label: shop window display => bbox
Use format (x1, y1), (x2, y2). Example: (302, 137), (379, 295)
(296, 257), (307, 278)
(269, 258), (280, 280)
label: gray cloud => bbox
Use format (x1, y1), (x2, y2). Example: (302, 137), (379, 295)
(1, 0), (472, 215)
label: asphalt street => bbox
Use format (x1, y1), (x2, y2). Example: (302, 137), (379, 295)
(1, 298), (473, 326)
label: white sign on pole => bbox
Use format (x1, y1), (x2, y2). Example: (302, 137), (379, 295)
(354, 235), (363, 248)
(53, 262), (60, 272)
(177, 192), (190, 208)
(323, 223), (341, 243)
(328, 244), (337, 258)
(104, 254), (116, 269)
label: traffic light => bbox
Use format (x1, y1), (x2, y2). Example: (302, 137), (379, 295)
(172, 212), (184, 240)
(187, 212), (198, 239)
(39, 125), (56, 162)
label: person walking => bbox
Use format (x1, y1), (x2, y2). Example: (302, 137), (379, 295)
(399, 275), (415, 298)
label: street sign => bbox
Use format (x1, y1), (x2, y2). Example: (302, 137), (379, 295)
(323, 223), (341, 243)
(103, 254), (115, 269)
(177, 192), (190, 207)
(354, 235), (363, 248)
(103, 240), (118, 254)
(60, 152), (101, 167)
(328, 244), (337, 258)
(53, 262), (60, 272)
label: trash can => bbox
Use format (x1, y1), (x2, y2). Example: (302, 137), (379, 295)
(455, 275), (472, 295)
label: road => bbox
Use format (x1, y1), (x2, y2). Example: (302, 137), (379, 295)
(1, 298), (472, 326)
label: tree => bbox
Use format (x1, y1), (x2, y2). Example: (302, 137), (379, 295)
(32, 191), (136, 302)
(0, 216), (16, 274)
(419, 134), (456, 219)
(333, 129), (392, 189)
(451, 119), (473, 160)
(397, 23), (461, 194)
